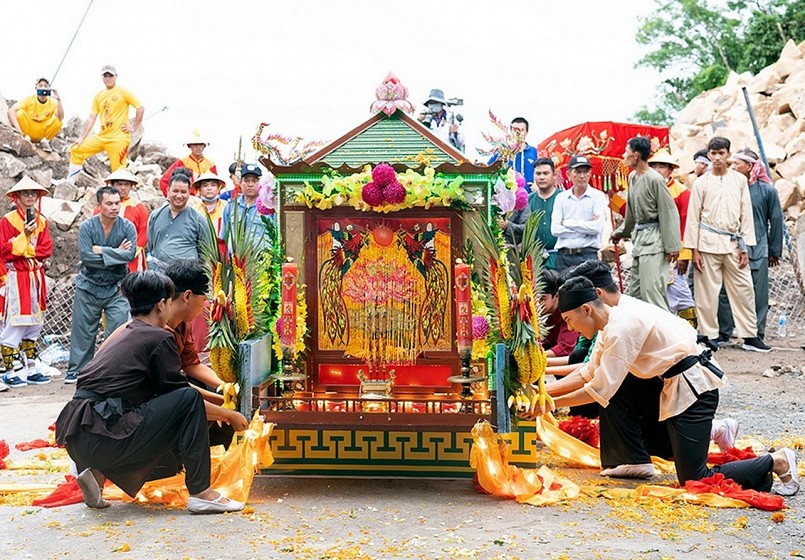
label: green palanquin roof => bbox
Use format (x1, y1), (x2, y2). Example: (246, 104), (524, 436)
(319, 112), (458, 168)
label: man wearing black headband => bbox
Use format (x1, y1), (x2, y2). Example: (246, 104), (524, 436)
(535, 277), (799, 496)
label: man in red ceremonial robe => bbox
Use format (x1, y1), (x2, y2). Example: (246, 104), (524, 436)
(95, 169), (148, 272)
(159, 130), (217, 196)
(0, 177), (55, 389)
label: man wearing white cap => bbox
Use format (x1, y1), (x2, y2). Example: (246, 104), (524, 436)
(159, 130), (218, 197)
(66, 65), (144, 181)
(0, 177), (55, 388)
(94, 169), (148, 272)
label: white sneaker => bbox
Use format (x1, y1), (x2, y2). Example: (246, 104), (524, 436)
(0, 380), (8, 392)
(35, 359), (62, 378)
(711, 418), (739, 453)
(600, 463), (655, 478)
(771, 448), (800, 496)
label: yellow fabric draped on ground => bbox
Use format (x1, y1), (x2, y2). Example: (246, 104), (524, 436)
(103, 413), (275, 507)
(474, 416), (794, 510)
(470, 421), (580, 505)
(535, 413), (676, 473)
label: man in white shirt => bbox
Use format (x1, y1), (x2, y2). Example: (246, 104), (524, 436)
(550, 155), (608, 271)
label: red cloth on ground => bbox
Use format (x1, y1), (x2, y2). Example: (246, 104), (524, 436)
(15, 439), (57, 451)
(31, 475), (84, 508)
(707, 446), (757, 466)
(558, 416), (600, 448)
(685, 473), (784, 511)
(0, 440), (9, 469)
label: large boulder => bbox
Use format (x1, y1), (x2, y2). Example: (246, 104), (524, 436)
(776, 153), (805, 180)
(0, 152), (26, 180)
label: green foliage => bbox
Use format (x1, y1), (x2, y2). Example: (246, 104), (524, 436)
(634, 0), (804, 122)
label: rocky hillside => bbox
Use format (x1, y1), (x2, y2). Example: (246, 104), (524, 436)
(670, 39), (805, 220)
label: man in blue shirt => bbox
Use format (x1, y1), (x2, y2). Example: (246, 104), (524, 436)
(220, 164), (270, 250)
(488, 117), (538, 192)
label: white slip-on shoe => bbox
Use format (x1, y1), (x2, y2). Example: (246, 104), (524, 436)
(76, 468), (110, 509)
(772, 448), (800, 496)
(188, 494), (244, 514)
(711, 418), (739, 453)
(600, 463), (655, 478)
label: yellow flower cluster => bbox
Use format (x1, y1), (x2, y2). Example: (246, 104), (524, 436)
(514, 343), (546, 385)
(233, 262), (252, 339)
(495, 261), (512, 340)
(211, 345), (237, 383)
(293, 165), (466, 213)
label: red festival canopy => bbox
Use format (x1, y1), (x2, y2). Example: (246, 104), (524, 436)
(537, 121), (669, 193)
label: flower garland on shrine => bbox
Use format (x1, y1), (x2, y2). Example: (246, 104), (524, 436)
(465, 210), (551, 418)
(201, 178), (282, 387)
(293, 163), (482, 213)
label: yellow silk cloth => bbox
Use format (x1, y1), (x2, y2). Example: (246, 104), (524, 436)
(103, 413), (274, 507)
(470, 421), (580, 506)
(535, 413), (676, 473)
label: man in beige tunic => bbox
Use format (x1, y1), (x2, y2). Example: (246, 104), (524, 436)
(683, 137), (768, 353)
(611, 137), (680, 311)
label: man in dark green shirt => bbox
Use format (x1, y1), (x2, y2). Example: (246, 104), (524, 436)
(528, 157), (560, 269)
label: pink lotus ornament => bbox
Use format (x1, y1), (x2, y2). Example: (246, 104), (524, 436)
(370, 72), (415, 116)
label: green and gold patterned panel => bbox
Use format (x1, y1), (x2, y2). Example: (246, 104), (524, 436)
(262, 424), (539, 478)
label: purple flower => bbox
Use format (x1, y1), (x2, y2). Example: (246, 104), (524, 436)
(472, 315), (490, 340)
(492, 178), (516, 213)
(515, 171), (526, 190)
(371, 163), (396, 187)
(384, 181), (407, 204)
(275, 317), (283, 335)
(514, 187), (529, 211)
(361, 182), (385, 207)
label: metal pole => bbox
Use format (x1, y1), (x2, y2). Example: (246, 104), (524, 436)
(50, 0), (95, 85)
(741, 86), (772, 177)
(742, 85), (792, 252)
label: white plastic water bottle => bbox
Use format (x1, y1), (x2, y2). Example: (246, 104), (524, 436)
(777, 311), (788, 338)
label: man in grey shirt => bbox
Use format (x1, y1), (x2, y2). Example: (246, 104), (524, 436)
(147, 169), (207, 271)
(65, 186), (136, 383)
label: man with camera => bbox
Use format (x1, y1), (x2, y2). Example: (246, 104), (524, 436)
(417, 89), (464, 152)
(66, 65), (144, 182)
(0, 177), (54, 389)
(7, 78), (64, 153)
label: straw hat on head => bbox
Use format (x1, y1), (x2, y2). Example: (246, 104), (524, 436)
(192, 171), (226, 190)
(647, 149), (679, 168)
(186, 129), (209, 146)
(6, 176), (49, 197)
(104, 168), (140, 185)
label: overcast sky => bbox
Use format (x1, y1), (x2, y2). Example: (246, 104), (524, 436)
(2, 0), (658, 169)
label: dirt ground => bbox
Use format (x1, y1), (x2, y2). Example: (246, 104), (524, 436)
(0, 341), (803, 560)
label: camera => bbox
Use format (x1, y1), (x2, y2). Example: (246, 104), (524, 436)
(36, 89), (51, 97)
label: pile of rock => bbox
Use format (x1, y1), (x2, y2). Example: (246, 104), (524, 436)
(670, 39), (805, 221)
(0, 99), (175, 277)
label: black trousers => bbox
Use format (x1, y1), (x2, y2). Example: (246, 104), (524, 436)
(666, 389), (773, 490)
(598, 375), (673, 467)
(554, 250), (598, 273)
(67, 387), (211, 497)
